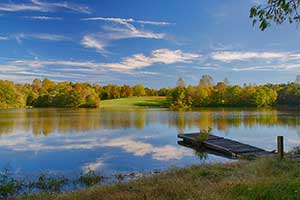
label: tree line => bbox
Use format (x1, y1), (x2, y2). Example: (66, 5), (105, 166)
(167, 75), (300, 109)
(0, 78), (166, 108)
(0, 76), (300, 109)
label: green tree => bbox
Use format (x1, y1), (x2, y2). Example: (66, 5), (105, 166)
(250, 0), (300, 30)
(0, 81), (25, 108)
(252, 86), (277, 107)
(225, 86), (242, 106)
(193, 86), (210, 107)
(134, 84), (146, 97)
(168, 86), (189, 109)
(84, 93), (100, 108)
(42, 78), (55, 92)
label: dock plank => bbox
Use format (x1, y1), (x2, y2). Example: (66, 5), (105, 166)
(178, 133), (273, 158)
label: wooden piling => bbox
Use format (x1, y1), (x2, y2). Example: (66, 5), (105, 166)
(277, 136), (284, 159)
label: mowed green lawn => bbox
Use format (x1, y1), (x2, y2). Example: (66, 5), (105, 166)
(100, 96), (169, 108)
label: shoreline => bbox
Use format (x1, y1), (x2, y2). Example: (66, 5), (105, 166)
(21, 156), (300, 200)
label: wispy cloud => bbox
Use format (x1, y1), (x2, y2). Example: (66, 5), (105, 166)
(12, 59), (103, 68)
(211, 51), (286, 62)
(0, 36), (8, 40)
(0, 65), (27, 72)
(81, 35), (108, 54)
(23, 15), (62, 20)
(0, 3), (43, 12)
(81, 17), (170, 54)
(101, 49), (201, 71)
(14, 33), (67, 43)
(11, 49), (200, 71)
(0, 0), (90, 14)
(0, 33), (68, 44)
(0, 48), (199, 83)
(81, 17), (172, 26)
(213, 51), (300, 72)
(251, 0), (264, 5)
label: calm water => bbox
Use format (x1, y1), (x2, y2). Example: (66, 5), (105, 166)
(0, 108), (300, 178)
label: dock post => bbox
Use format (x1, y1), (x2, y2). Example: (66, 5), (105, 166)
(277, 136), (284, 159)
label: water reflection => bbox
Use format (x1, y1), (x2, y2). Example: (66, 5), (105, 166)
(0, 108), (300, 177)
(0, 108), (299, 136)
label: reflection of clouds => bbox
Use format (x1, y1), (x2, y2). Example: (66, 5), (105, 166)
(0, 132), (193, 161)
(0, 131), (109, 151)
(82, 158), (106, 173)
(286, 138), (300, 145)
(105, 136), (193, 161)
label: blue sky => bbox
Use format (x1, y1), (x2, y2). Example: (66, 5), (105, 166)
(0, 0), (300, 88)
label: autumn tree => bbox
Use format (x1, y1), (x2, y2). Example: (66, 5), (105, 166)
(134, 84), (146, 97)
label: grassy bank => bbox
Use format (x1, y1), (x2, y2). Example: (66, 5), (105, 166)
(100, 97), (169, 108)
(23, 157), (300, 200)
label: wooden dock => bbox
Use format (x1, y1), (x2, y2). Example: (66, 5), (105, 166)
(178, 133), (274, 159)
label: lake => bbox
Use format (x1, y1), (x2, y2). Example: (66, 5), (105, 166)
(0, 108), (300, 179)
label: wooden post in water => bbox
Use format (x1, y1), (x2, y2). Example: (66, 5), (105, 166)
(277, 136), (284, 159)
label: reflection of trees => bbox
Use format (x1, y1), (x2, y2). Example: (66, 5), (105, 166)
(0, 108), (300, 136)
(216, 111), (228, 132)
(171, 108), (300, 132)
(0, 109), (150, 136)
(198, 111), (213, 130)
(134, 110), (145, 130)
(177, 112), (185, 132)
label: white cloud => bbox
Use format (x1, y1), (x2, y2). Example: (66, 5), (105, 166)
(0, 36), (8, 40)
(81, 35), (108, 54)
(210, 51), (300, 72)
(103, 25), (165, 40)
(232, 63), (300, 71)
(102, 49), (201, 71)
(23, 16), (62, 20)
(0, 3), (43, 12)
(81, 17), (172, 26)
(81, 17), (169, 54)
(211, 51), (286, 62)
(0, 65), (27, 72)
(251, 0), (264, 5)
(0, 0), (90, 14)
(10, 49), (200, 71)
(0, 49), (199, 82)
(14, 33), (67, 42)
(12, 59), (103, 68)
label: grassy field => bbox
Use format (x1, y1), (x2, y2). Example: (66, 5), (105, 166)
(100, 97), (169, 108)
(23, 157), (300, 200)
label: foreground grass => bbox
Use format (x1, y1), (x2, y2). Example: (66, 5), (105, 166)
(100, 97), (169, 108)
(23, 157), (300, 200)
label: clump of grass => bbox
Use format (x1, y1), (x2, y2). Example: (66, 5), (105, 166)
(114, 173), (126, 183)
(76, 169), (104, 187)
(289, 145), (300, 155)
(32, 173), (69, 193)
(0, 169), (105, 198)
(196, 127), (212, 143)
(0, 169), (24, 199)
